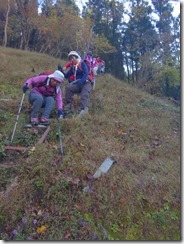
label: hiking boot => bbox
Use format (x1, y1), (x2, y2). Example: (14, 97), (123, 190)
(64, 103), (72, 115)
(40, 117), (49, 125)
(78, 107), (89, 117)
(31, 117), (39, 126)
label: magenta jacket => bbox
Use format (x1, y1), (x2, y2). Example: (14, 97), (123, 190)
(25, 75), (63, 109)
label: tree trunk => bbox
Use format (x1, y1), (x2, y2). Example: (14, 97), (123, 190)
(16, 0), (31, 50)
(3, 0), (10, 47)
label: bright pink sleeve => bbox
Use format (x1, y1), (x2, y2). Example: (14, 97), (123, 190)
(25, 75), (47, 87)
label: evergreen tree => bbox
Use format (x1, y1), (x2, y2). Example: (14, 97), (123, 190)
(54, 0), (80, 16)
(151, 0), (175, 64)
(41, 0), (55, 17)
(122, 0), (158, 84)
(83, 0), (125, 78)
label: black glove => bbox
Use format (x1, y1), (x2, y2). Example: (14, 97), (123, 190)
(58, 109), (65, 119)
(58, 64), (64, 74)
(22, 84), (29, 93)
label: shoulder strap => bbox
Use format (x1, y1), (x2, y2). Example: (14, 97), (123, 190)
(77, 61), (82, 71)
(33, 77), (48, 88)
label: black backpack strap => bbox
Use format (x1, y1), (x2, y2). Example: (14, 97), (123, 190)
(32, 77), (48, 88)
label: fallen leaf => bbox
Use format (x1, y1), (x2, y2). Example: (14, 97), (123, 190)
(37, 210), (43, 216)
(65, 176), (72, 182)
(31, 147), (36, 152)
(52, 145), (58, 150)
(75, 151), (82, 157)
(71, 178), (80, 185)
(37, 225), (47, 233)
(153, 141), (160, 146)
(86, 172), (94, 180)
(111, 184), (118, 190)
(117, 129), (127, 135)
(119, 198), (127, 206)
(74, 204), (83, 210)
(61, 215), (69, 220)
(64, 231), (71, 239)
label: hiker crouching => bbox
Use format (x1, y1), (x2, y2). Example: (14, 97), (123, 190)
(63, 51), (92, 117)
(22, 70), (65, 125)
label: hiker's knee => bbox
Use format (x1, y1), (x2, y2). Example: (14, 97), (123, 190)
(46, 96), (55, 103)
(29, 92), (43, 104)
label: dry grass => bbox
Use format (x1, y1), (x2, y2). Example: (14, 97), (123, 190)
(0, 47), (180, 240)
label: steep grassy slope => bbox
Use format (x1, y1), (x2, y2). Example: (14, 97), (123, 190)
(0, 47), (180, 240)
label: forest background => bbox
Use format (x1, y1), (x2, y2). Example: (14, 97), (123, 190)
(0, 0), (180, 100)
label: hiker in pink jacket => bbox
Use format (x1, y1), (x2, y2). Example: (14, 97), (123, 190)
(22, 70), (65, 125)
(83, 50), (95, 70)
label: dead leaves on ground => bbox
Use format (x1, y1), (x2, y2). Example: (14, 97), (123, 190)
(37, 225), (47, 234)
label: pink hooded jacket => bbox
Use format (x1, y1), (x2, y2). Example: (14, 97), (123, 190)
(25, 71), (64, 109)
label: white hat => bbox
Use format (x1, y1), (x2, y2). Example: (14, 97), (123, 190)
(48, 70), (64, 83)
(68, 51), (81, 59)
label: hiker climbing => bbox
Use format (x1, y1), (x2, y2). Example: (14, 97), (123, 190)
(96, 57), (105, 74)
(83, 50), (95, 70)
(83, 51), (99, 89)
(61, 51), (93, 117)
(22, 70), (65, 125)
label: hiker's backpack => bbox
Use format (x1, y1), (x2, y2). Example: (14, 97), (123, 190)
(39, 69), (52, 76)
(31, 69), (53, 88)
(78, 59), (94, 84)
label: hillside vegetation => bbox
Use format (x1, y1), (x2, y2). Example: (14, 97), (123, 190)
(0, 47), (180, 241)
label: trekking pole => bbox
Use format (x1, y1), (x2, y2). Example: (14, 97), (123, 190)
(57, 119), (63, 155)
(10, 93), (25, 144)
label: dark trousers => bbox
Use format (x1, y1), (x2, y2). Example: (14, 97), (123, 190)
(65, 82), (91, 110)
(28, 91), (55, 119)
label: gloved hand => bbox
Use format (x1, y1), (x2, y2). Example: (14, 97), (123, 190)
(77, 81), (84, 87)
(69, 79), (82, 86)
(69, 80), (78, 85)
(22, 84), (29, 93)
(58, 64), (65, 75)
(58, 109), (65, 119)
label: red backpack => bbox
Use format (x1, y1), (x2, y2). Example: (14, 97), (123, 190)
(31, 70), (53, 88)
(39, 69), (53, 76)
(78, 59), (94, 84)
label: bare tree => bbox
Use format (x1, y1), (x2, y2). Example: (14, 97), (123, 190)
(15, 0), (38, 50)
(3, 0), (10, 47)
